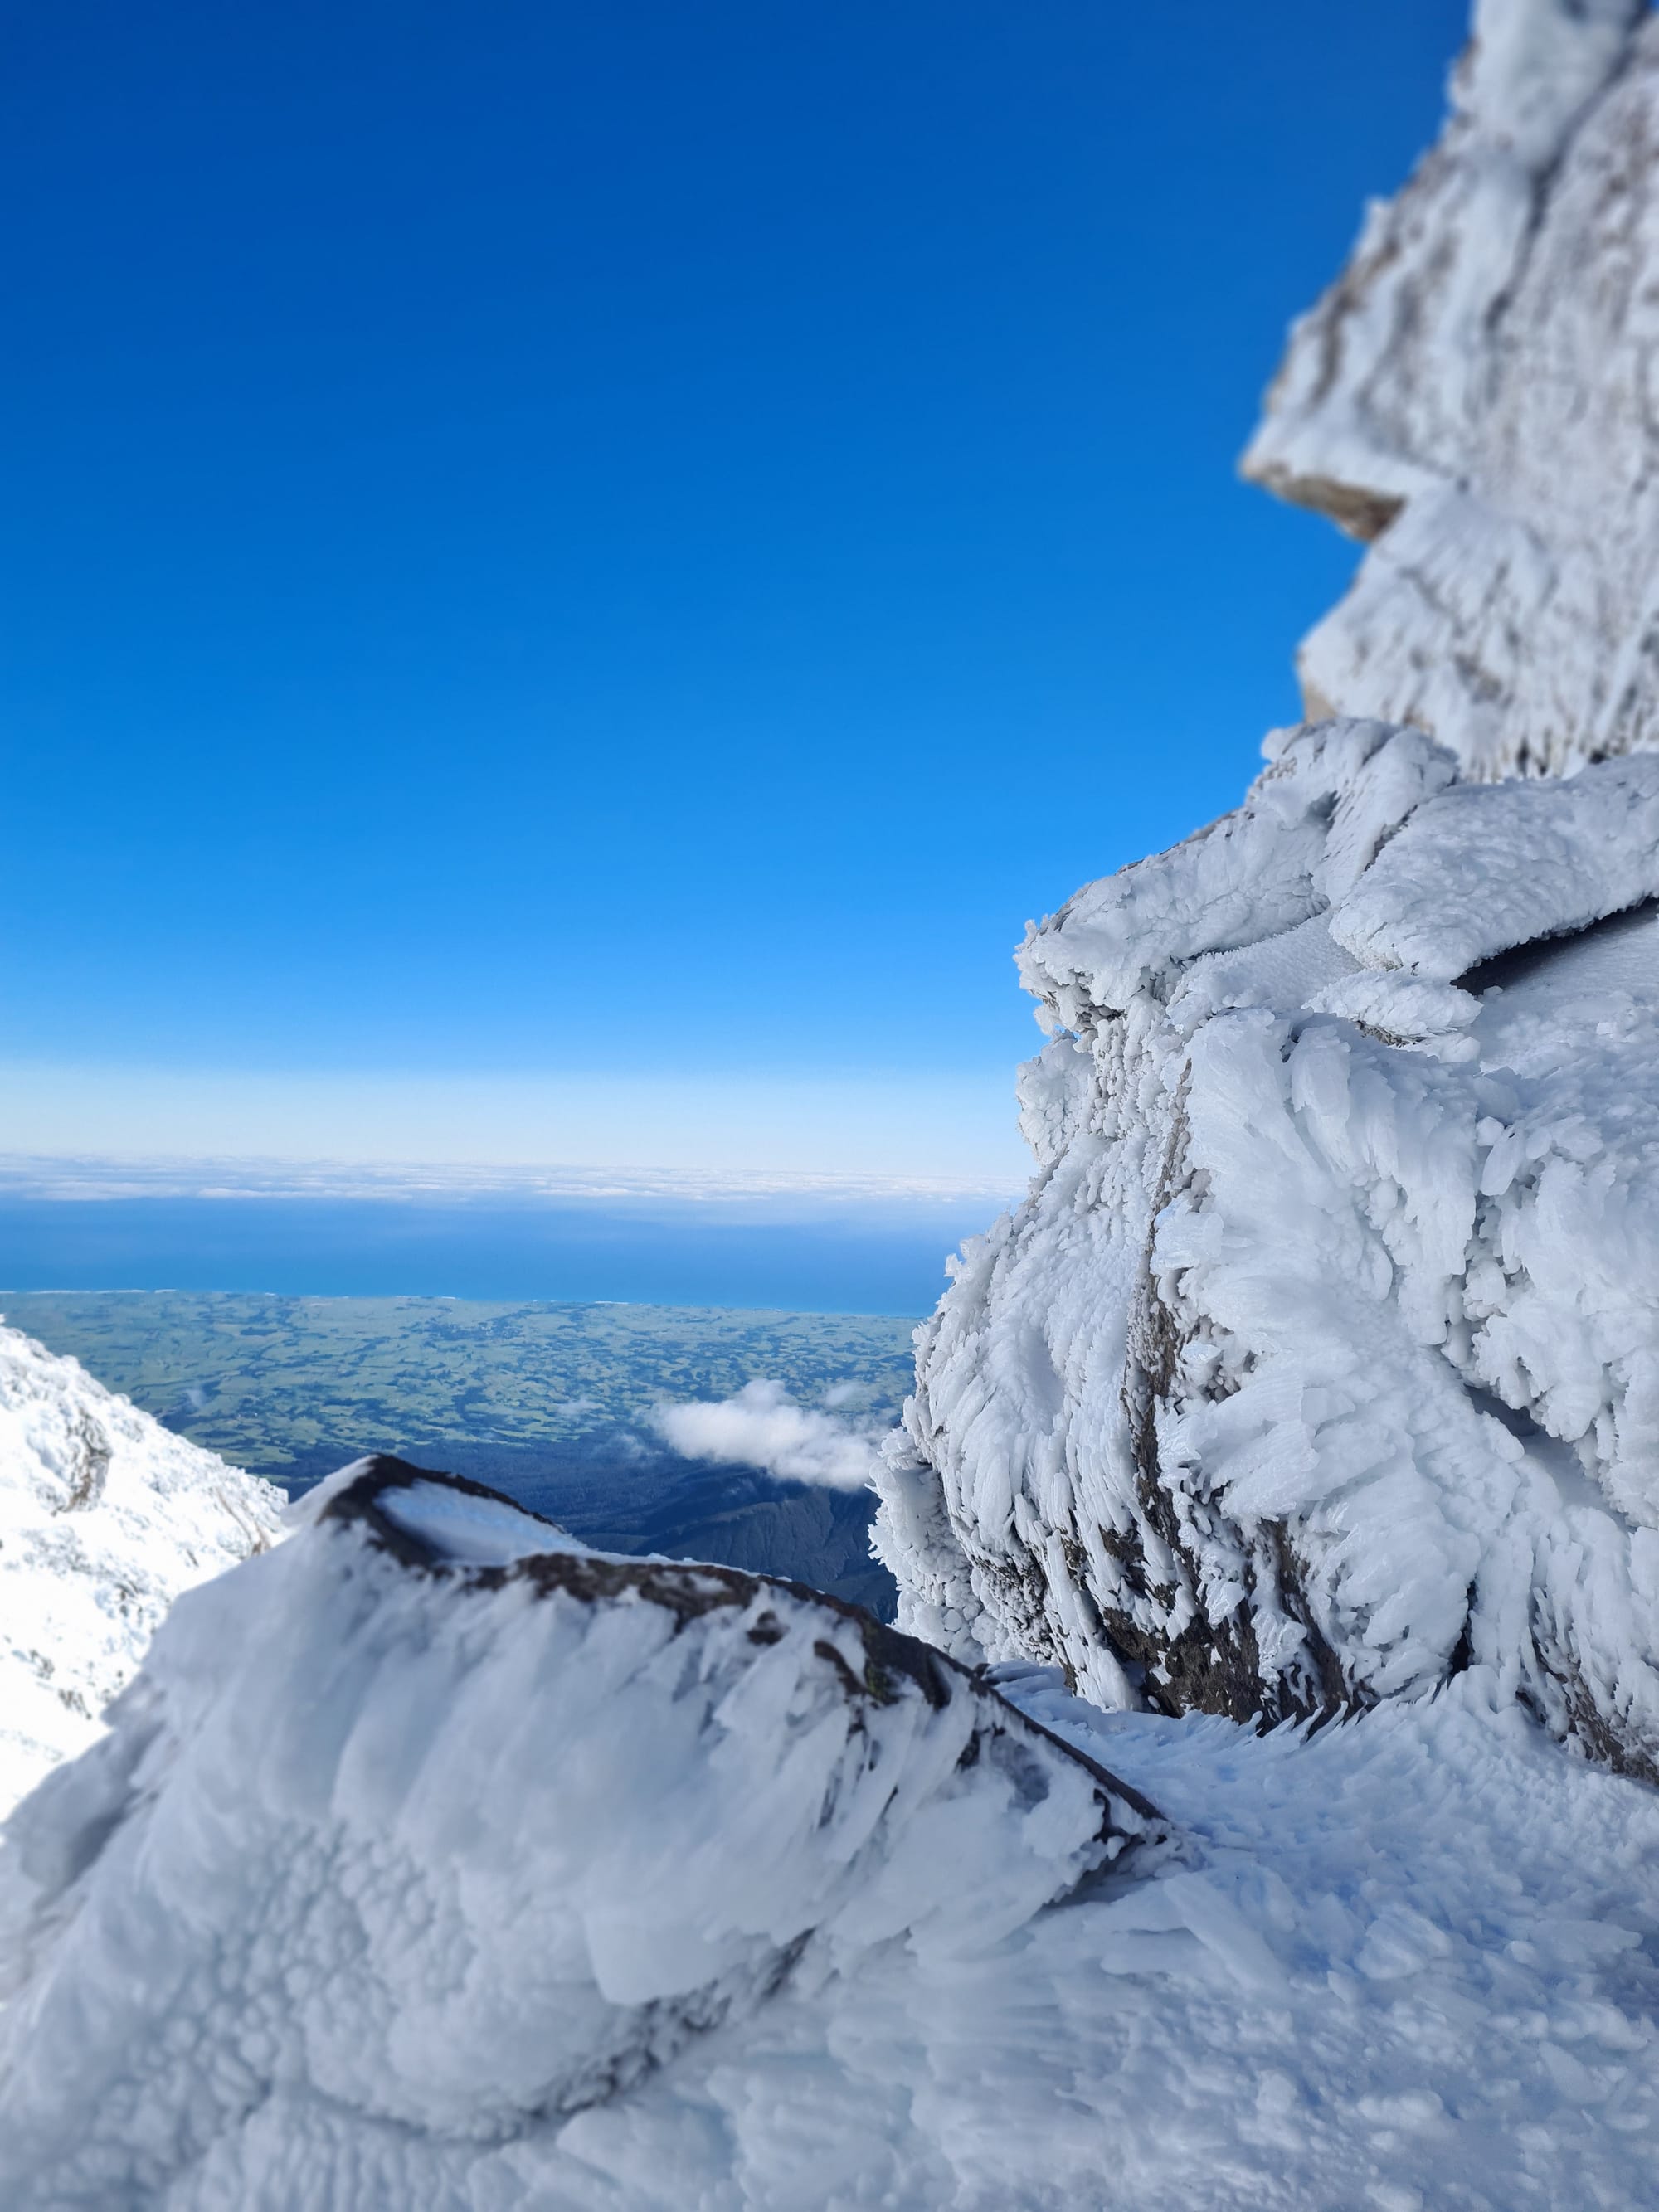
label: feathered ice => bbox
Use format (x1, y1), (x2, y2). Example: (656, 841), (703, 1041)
(0, 1322), (284, 1816)
(1243, 0), (1659, 776)
(880, 0), (1659, 1778)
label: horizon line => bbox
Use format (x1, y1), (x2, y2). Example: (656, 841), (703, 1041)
(0, 1150), (1026, 1209)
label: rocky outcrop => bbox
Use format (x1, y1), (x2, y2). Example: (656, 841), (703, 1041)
(1243, 0), (1658, 778)
(0, 1458), (1162, 2205)
(878, 0), (1659, 1779)
(0, 1323), (285, 1814)
(880, 722), (1659, 1769)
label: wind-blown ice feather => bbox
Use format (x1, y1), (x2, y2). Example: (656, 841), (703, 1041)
(0, 1458), (1162, 2206)
(879, 0), (1659, 1778)
(0, 1323), (284, 1816)
(1243, 0), (1659, 775)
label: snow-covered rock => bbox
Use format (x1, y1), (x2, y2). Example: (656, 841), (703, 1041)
(877, 0), (1659, 1781)
(8, 1458), (1657, 2211)
(883, 718), (1659, 1772)
(1243, 0), (1659, 778)
(7, 1539), (1658, 2207)
(0, 1457), (1163, 2207)
(0, 1322), (285, 1816)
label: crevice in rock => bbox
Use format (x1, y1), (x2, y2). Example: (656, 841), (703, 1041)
(1454, 894), (1659, 994)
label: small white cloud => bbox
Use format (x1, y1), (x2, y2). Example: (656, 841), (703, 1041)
(650, 1380), (888, 1492)
(820, 1379), (874, 1412)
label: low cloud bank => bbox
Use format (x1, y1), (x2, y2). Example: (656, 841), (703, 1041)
(651, 1380), (889, 1491)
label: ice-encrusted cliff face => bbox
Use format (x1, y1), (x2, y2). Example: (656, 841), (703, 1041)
(881, 723), (1659, 1771)
(0, 1457), (1162, 2206)
(0, 1323), (285, 1815)
(1243, 0), (1659, 778)
(878, 0), (1659, 1781)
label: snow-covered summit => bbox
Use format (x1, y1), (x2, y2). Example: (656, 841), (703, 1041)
(0, 1321), (284, 1817)
(1243, 0), (1659, 777)
(0, 1456), (1163, 2205)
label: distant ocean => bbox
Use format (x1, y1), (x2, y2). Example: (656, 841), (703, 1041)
(0, 1194), (1004, 1315)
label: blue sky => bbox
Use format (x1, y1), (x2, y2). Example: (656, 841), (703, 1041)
(2, 0), (1466, 1181)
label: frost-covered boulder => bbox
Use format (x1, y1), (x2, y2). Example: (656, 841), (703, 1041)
(1243, 0), (1659, 778)
(0, 1457), (1162, 2207)
(0, 1322), (285, 1816)
(879, 718), (1659, 1775)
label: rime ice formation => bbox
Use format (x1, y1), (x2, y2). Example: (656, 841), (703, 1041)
(7, 1463), (1659, 2212)
(0, 1323), (284, 1816)
(7, 2), (1659, 2200)
(882, 722), (1659, 1772)
(879, 0), (1659, 1782)
(1242, 0), (1659, 777)
(5, 1466), (1659, 2209)
(0, 1459), (1164, 2206)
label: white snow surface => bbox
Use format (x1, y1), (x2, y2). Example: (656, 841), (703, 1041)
(1243, 0), (1659, 778)
(0, 1321), (285, 1819)
(0, 1460), (1168, 2208)
(4, 1572), (1659, 2210)
(882, 717), (1659, 1778)
(5, 1462), (1658, 2210)
(883, 0), (1659, 1777)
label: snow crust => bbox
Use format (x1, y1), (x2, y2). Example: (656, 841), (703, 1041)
(883, 719), (1659, 1776)
(1243, 0), (1659, 777)
(0, 1322), (285, 1818)
(499, 1687), (1659, 2209)
(0, 1459), (1161, 2207)
(7, 1461), (1659, 2210)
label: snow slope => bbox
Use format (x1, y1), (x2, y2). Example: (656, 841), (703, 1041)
(1243, 0), (1659, 778)
(0, 1460), (1164, 2208)
(2, 1470), (1655, 2206)
(0, 1322), (285, 1816)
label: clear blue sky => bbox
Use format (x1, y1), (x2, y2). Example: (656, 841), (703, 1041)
(2, 0), (1467, 1178)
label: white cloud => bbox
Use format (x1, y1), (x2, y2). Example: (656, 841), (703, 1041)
(820, 1379), (876, 1412)
(0, 1150), (1015, 1210)
(650, 1380), (889, 1492)
(0, 1061), (1029, 1187)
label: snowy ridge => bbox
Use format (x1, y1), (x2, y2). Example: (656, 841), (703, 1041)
(8, 1516), (1659, 2206)
(9, 1460), (1658, 2210)
(883, 717), (1659, 1773)
(0, 1459), (1163, 2206)
(0, 1322), (285, 1816)
(1243, 0), (1659, 778)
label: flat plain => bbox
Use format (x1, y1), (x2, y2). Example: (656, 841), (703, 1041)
(1, 1291), (917, 1612)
